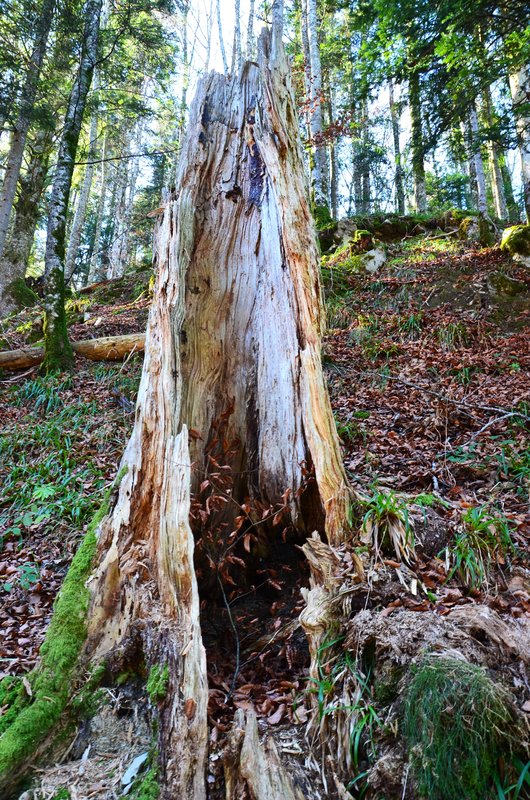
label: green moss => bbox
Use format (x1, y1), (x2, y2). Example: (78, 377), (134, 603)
(0, 471), (126, 783)
(146, 664), (169, 703)
(3, 278), (38, 310)
(130, 766), (160, 800)
(459, 214), (494, 246)
(42, 268), (74, 374)
(403, 656), (518, 800)
(501, 224), (530, 258)
(0, 678), (28, 736)
(51, 789), (70, 800)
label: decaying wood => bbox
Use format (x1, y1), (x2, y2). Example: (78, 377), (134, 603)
(50, 24), (354, 800)
(224, 709), (307, 800)
(0, 332), (145, 370)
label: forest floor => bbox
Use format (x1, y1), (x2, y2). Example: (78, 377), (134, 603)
(0, 230), (529, 798)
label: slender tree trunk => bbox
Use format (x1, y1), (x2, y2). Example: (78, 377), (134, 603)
(204, 0), (213, 71)
(468, 103), (488, 215)
(460, 118), (478, 208)
(246, 0), (255, 58)
(65, 79), (100, 282)
(87, 130), (108, 284)
(300, 0), (312, 143)
(42, 0), (103, 372)
(360, 99), (370, 213)
(500, 155), (519, 221)
(231, 0), (242, 72)
(107, 136), (130, 279)
(408, 69), (427, 213)
(482, 86), (508, 219)
(0, 0), (55, 261)
(216, 0), (228, 73)
(305, 0), (328, 208)
(389, 81), (405, 214)
(509, 64), (530, 219)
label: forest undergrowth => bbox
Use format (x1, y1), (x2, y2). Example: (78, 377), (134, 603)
(0, 229), (529, 798)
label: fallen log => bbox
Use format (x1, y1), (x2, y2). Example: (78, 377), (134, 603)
(0, 332), (145, 371)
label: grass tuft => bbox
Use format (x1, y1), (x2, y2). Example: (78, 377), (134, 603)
(404, 655), (518, 800)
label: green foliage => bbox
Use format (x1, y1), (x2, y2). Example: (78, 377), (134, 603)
(130, 766), (159, 800)
(436, 321), (470, 350)
(360, 487), (414, 563)
(146, 664), (169, 703)
(403, 656), (518, 800)
(0, 399), (106, 546)
(447, 506), (515, 590)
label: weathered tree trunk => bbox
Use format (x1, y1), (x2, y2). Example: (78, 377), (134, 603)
(42, 0), (103, 371)
(389, 81), (405, 214)
(409, 69), (427, 213)
(107, 127), (131, 280)
(0, 0), (55, 261)
(509, 63), (530, 219)
(0, 27), (355, 799)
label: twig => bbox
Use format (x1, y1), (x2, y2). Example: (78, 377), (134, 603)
(217, 574), (240, 700)
(350, 368), (530, 420)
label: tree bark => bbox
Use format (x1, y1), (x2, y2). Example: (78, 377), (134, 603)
(0, 126), (53, 317)
(65, 77), (100, 283)
(216, 0), (229, 73)
(304, 0), (329, 208)
(42, 0), (103, 371)
(468, 103), (488, 215)
(7, 27), (352, 798)
(482, 86), (508, 219)
(409, 69), (427, 213)
(389, 81), (405, 214)
(509, 64), (530, 220)
(0, 0), (55, 261)
(87, 130), (109, 284)
(0, 332), (146, 371)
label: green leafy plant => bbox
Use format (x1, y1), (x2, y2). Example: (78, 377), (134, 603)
(404, 656), (519, 800)
(446, 506), (515, 589)
(360, 487), (415, 563)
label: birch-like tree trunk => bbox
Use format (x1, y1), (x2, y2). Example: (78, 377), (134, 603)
(216, 0), (228, 73)
(305, 0), (329, 208)
(482, 86), (508, 219)
(231, 0), (242, 72)
(389, 81), (405, 214)
(509, 64), (530, 219)
(65, 79), (100, 282)
(0, 0), (55, 261)
(246, 0), (255, 58)
(42, 0), (103, 371)
(87, 130), (108, 284)
(468, 103), (488, 215)
(409, 69), (427, 213)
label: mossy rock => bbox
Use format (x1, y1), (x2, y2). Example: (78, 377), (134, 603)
(488, 270), (527, 296)
(501, 224), (530, 259)
(458, 214), (495, 246)
(403, 655), (519, 800)
(351, 229), (376, 252)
